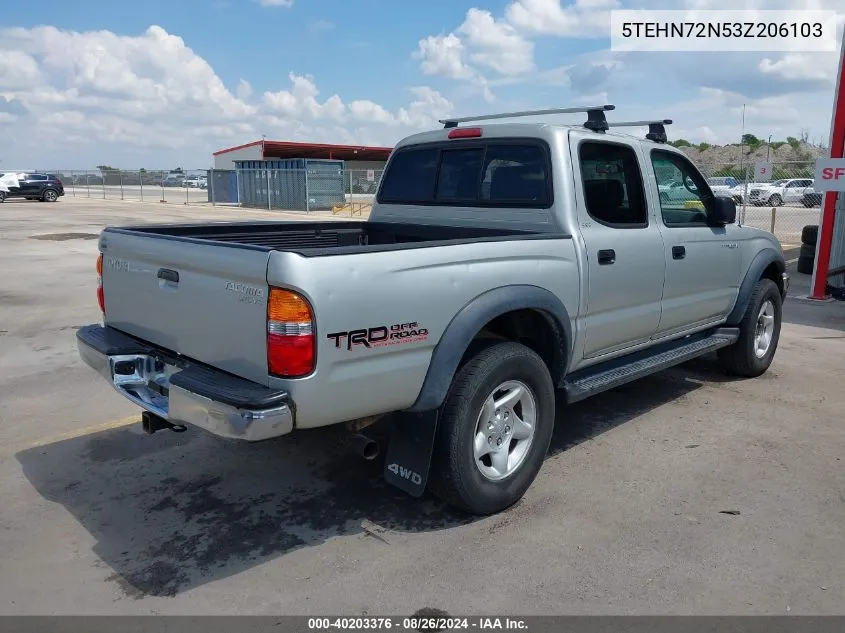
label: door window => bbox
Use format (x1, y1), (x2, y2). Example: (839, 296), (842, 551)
(578, 141), (648, 227)
(651, 150), (712, 226)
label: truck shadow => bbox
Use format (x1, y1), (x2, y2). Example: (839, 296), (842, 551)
(16, 356), (725, 599)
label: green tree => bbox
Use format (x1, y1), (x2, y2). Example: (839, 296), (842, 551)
(742, 134), (762, 151)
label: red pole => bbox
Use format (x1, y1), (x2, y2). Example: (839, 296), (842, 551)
(810, 31), (845, 299)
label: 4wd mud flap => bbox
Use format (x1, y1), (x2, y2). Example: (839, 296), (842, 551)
(383, 409), (439, 497)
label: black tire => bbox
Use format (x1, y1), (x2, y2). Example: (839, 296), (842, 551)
(428, 341), (555, 515)
(42, 189), (59, 202)
(0, 191), (5, 203)
(768, 194), (782, 207)
(800, 243), (816, 259)
(801, 225), (819, 246)
(717, 278), (782, 377)
(797, 256), (814, 275)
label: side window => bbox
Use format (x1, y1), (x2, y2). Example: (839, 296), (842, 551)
(650, 150), (711, 226)
(481, 144), (549, 205)
(378, 148), (439, 203)
(436, 148), (483, 201)
(579, 141), (647, 227)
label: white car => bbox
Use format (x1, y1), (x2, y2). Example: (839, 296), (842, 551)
(746, 178), (814, 207)
(184, 176), (207, 189)
(705, 176), (739, 196)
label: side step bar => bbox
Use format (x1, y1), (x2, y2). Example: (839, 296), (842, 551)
(561, 328), (739, 404)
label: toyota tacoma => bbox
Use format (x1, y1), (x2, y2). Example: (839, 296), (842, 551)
(77, 106), (789, 515)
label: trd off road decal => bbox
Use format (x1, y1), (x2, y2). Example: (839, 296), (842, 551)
(326, 322), (428, 351)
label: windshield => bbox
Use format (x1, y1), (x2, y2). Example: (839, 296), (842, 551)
(771, 180), (786, 186)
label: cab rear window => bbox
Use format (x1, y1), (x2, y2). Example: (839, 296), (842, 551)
(377, 140), (551, 208)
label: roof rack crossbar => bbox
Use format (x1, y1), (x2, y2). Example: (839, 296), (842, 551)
(606, 119), (673, 143)
(439, 104), (615, 130)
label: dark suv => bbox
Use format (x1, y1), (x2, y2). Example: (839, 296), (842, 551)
(0, 173), (65, 203)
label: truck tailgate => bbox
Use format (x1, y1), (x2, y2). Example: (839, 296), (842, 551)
(100, 229), (271, 385)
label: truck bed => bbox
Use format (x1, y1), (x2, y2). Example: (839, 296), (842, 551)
(105, 221), (564, 256)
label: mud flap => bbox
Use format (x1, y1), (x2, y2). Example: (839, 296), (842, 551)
(383, 409), (439, 497)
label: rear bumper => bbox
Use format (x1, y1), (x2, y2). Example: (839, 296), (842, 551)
(76, 324), (294, 442)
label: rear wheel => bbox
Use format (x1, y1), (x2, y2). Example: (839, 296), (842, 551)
(717, 278), (782, 377)
(42, 189), (59, 202)
(429, 341), (555, 515)
(0, 191), (5, 203)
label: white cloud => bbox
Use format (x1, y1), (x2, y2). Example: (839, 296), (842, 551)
(458, 8), (535, 76)
(0, 50), (42, 88)
(416, 34), (475, 80)
(256, 0), (293, 7)
(263, 73), (347, 121)
(0, 24), (456, 167)
(236, 79), (253, 100)
(505, 0), (618, 37)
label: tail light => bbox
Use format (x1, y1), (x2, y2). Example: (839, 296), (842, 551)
(267, 287), (314, 377)
(96, 254), (105, 313)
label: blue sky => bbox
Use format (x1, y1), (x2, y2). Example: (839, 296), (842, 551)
(0, 0), (842, 169)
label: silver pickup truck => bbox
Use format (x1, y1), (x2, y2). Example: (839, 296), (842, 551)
(77, 106), (788, 515)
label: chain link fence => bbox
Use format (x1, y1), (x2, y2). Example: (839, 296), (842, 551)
(695, 161), (821, 247)
(36, 168), (386, 215)
(25, 163), (821, 242)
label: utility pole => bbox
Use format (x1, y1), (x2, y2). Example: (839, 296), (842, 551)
(766, 134), (772, 162)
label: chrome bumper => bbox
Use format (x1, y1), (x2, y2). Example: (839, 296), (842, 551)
(77, 325), (294, 442)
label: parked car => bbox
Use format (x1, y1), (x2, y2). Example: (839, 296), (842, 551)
(657, 180), (700, 204)
(802, 184), (823, 207)
(184, 176), (207, 189)
(76, 106), (788, 515)
(161, 173), (185, 187)
(706, 176), (738, 196)
(0, 172), (64, 202)
(747, 178), (814, 206)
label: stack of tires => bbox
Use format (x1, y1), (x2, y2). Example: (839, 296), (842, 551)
(798, 225), (818, 275)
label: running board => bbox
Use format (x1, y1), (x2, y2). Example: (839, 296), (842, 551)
(561, 328), (739, 404)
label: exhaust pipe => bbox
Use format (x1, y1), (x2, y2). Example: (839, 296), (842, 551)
(141, 411), (187, 434)
(348, 433), (380, 461)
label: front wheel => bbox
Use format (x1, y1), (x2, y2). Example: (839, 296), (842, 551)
(768, 194), (783, 207)
(428, 341), (556, 515)
(717, 278), (782, 377)
(0, 191), (5, 203)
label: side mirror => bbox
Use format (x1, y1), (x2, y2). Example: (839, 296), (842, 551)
(710, 196), (737, 225)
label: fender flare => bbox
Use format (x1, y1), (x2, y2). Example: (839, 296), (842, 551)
(726, 247), (785, 325)
(405, 285), (573, 413)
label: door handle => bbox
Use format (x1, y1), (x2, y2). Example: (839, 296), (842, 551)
(672, 245), (686, 260)
(597, 249), (616, 265)
(157, 268), (179, 283)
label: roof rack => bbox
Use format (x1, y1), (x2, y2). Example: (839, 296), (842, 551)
(439, 104), (616, 132)
(606, 119), (673, 143)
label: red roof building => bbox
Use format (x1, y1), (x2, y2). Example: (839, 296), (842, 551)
(213, 139), (393, 170)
